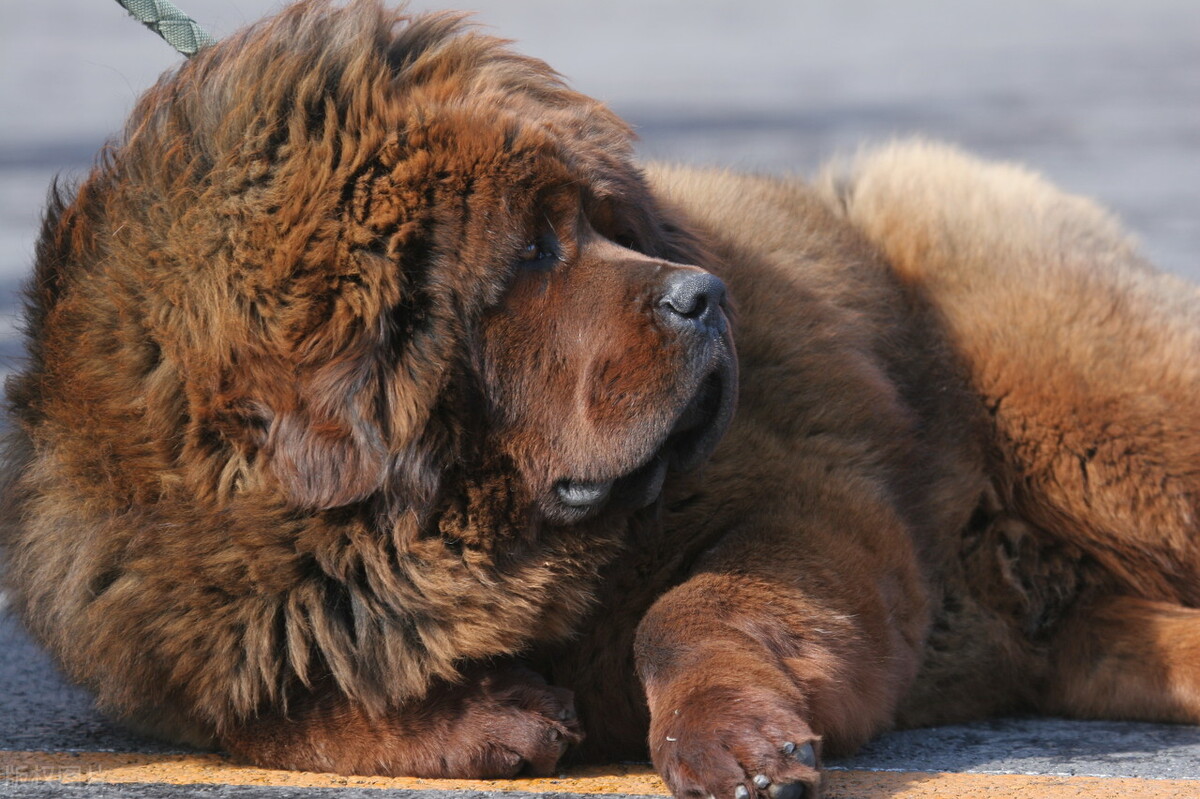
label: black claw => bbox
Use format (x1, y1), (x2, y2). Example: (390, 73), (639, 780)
(780, 741), (796, 756)
(735, 785), (750, 799)
(794, 742), (816, 769)
(768, 782), (806, 799)
(753, 774), (771, 790)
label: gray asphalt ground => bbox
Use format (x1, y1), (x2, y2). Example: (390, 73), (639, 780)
(6, 604), (1200, 780)
(2, 0), (1200, 795)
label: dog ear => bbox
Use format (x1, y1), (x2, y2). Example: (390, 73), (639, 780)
(263, 363), (389, 511)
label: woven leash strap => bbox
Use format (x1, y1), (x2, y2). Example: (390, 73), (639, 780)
(112, 0), (215, 56)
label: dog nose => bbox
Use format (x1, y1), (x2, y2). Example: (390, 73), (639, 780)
(657, 271), (727, 334)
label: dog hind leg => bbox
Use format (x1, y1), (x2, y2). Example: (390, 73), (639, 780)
(1042, 594), (1200, 723)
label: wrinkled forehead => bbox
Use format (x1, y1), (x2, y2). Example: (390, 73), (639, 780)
(393, 101), (651, 241)
(403, 99), (637, 193)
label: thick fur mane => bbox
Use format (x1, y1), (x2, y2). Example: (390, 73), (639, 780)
(1, 0), (654, 741)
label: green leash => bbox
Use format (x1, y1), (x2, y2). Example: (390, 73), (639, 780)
(112, 0), (214, 57)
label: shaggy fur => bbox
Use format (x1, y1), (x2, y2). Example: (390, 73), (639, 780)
(5, 2), (1200, 797)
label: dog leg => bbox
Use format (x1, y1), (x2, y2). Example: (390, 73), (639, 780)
(1042, 594), (1200, 723)
(220, 664), (582, 777)
(634, 541), (927, 799)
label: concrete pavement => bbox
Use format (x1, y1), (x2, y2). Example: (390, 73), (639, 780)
(5, 576), (1200, 795)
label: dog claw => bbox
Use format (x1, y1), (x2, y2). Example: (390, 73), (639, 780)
(754, 774), (771, 789)
(768, 782), (807, 799)
(794, 742), (816, 768)
(735, 785), (750, 799)
(780, 741), (795, 756)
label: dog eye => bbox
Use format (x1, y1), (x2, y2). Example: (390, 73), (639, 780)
(516, 235), (560, 271)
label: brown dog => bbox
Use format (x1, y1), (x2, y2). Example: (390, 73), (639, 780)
(4, 2), (1200, 797)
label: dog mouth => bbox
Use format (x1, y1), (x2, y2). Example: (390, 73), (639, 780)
(552, 353), (737, 522)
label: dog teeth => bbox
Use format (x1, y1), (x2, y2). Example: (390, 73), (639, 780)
(555, 480), (612, 507)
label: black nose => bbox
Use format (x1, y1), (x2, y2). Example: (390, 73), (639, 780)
(657, 271), (727, 334)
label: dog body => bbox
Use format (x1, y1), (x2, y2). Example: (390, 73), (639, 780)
(4, 3), (1200, 797)
(555, 157), (1200, 779)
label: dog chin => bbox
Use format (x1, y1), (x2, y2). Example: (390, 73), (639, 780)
(546, 355), (737, 525)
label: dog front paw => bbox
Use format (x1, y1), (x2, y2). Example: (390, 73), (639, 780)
(431, 664), (585, 778)
(223, 664), (582, 779)
(650, 685), (821, 799)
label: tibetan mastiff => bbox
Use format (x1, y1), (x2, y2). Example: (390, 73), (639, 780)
(5, 2), (1200, 797)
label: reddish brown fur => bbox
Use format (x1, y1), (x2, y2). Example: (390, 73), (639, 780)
(5, 3), (1200, 798)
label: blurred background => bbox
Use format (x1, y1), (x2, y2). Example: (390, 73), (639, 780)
(2, 0), (1199, 385)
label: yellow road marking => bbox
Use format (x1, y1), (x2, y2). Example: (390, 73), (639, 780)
(1, 751), (1198, 797)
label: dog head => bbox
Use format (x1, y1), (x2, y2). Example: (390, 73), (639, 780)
(64, 0), (737, 530)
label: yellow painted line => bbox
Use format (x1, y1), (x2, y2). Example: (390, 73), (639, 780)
(5, 752), (662, 793)
(826, 770), (1200, 798)
(1, 751), (1198, 797)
